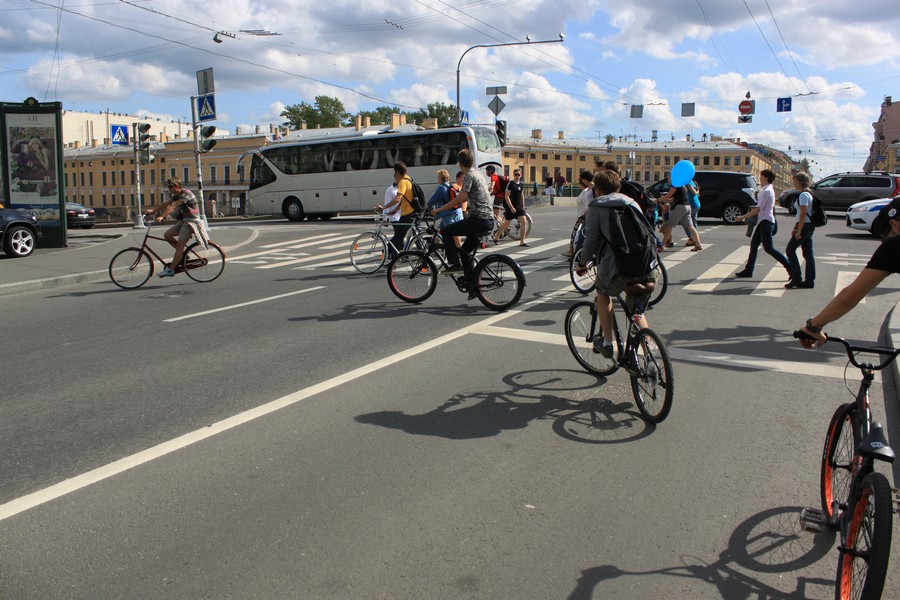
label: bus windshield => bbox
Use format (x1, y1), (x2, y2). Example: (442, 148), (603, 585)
(473, 127), (501, 154)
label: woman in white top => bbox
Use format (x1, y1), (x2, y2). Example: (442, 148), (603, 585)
(784, 172), (816, 289)
(734, 169), (792, 280)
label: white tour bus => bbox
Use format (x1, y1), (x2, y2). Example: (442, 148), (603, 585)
(237, 124), (503, 221)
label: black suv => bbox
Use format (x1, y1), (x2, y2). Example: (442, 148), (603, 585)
(647, 170), (758, 224)
(779, 171), (900, 212)
(0, 207), (42, 258)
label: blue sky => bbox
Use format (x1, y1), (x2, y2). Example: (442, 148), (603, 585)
(2, 0), (898, 178)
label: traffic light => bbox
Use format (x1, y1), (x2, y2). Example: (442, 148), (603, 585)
(133, 122), (152, 164)
(198, 125), (217, 153)
(495, 119), (507, 146)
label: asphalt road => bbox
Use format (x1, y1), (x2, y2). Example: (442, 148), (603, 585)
(1, 207), (898, 599)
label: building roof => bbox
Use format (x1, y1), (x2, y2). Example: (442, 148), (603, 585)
(504, 135), (753, 153)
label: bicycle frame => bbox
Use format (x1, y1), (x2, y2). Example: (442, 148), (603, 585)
(132, 223), (176, 267)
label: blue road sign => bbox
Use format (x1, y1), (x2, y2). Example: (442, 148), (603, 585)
(460, 110), (469, 125)
(197, 94), (216, 122)
(777, 97), (792, 112)
(111, 124), (129, 146)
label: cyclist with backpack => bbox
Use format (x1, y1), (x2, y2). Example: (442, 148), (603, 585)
(576, 170), (660, 358)
(783, 172), (816, 289)
(485, 165), (509, 220)
(376, 162), (418, 260)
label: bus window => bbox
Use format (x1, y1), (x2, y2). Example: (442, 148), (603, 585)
(473, 127), (501, 154)
(249, 155), (276, 190)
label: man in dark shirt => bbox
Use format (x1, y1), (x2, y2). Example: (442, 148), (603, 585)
(799, 197), (900, 347)
(493, 169), (529, 246)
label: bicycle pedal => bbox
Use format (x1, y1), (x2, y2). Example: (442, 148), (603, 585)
(799, 507), (826, 533)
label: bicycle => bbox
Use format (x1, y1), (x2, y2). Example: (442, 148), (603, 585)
(569, 249), (668, 308)
(386, 223), (526, 311)
(108, 220), (225, 289)
(794, 331), (898, 600)
(491, 210), (533, 242)
(563, 283), (674, 423)
(349, 210), (430, 274)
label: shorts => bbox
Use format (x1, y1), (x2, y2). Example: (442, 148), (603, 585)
(503, 204), (526, 220)
(492, 196), (506, 209)
(668, 204), (693, 233)
(167, 221), (196, 243)
(595, 268), (660, 312)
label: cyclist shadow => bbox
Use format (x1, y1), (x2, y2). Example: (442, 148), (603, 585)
(568, 505), (836, 599)
(287, 301), (472, 323)
(355, 369), (656, 443)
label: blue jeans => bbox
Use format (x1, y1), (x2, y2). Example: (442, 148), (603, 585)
(744, 220), (791, 275)
(785, 223), (815, 284)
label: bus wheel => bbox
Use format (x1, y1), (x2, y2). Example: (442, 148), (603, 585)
(283, 197), (305, 222)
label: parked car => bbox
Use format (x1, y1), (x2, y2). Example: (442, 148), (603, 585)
(845, 197), (894, 235)
(65, 202), (96, 229)
(779, 171), (900, 213)
(646, 170), (758, 224)
(0, 207), (42, 258)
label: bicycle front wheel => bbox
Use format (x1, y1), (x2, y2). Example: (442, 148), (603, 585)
(387, 251), (437, 303)
(648, 260), (668, 308)
(570, 248), (595, 294)
(564, 301), (618, 376)
(474, 254), (525, 311)
(836, 471), (893, 600)
(821, 402), (858, 527)
(629, 328), (674, 423)
(183, 242), (226, 283)
(350, 232), (387, 274)
(109, 247), (153, 289)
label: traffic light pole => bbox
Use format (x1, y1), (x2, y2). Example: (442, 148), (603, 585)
(132, 123), (145, 229)
(190, 96), (209, 230)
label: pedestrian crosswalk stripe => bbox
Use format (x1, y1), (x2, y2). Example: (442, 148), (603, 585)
(836, 271), (864, 304)
(751, 266), (789, 297)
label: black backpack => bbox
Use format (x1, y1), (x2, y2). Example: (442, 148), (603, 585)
(809, 193), (827, 227)
(405, 177), (426, 214)
(619, 180), (656, 214)
(604, 205), (659, 279)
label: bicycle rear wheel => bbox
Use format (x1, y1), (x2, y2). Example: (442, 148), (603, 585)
(648, 260), (668, 308)
(507, 214), (533, 241)
(821, 402), (858, 527)
(109, 247), (153, 289)
(836, 471), (893, 600)
(350, 232), (387, 274)
(474, 254), (525, 311)
(629, 328), (674, 423)
(564, 301), (618, 376)
(387, 251), (437, 303)
(570, 248), (595, 294)
(183, 242), (225, 283)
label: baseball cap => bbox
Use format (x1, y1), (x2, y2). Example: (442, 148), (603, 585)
(871, 197), (900, 238)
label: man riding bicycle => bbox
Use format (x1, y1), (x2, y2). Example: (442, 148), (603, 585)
(431, 149), (494, 293)
(145, 176), (209, 277)
(577, 170), (659, 357)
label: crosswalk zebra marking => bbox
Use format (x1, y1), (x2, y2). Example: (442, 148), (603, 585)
(836, 270), (864, 304)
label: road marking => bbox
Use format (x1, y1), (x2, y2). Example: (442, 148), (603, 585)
(473, 326), (848, 379)
(229, 233), (351, 261)
(0, 288), (570, 523)
(257, 249), (348, 269)
(260, 233), (343, 249)
(163, 286), (326, 322)
(683, 248), (745, 291)
(751, 266), (788, 298)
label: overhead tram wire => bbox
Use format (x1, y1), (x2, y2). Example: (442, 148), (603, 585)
(27, 0), (426, 111)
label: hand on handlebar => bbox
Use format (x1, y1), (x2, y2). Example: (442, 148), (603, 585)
(794, 328), (826, 349)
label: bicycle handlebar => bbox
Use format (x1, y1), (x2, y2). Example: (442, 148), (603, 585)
(793, 330), (900, 371)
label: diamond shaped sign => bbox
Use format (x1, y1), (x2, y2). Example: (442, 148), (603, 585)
(488, 96), (506, 116)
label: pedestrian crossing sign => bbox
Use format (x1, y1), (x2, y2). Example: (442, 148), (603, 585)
(197, 93), (216, 122)
(110, 124), (129, 146)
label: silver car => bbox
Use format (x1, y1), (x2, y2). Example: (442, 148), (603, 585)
(781, 172), (900, 213)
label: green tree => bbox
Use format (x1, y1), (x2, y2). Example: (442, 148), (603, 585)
(281, 96), (350, 129)
(424, 102), (458, 127)
(357, 106), (400, 126)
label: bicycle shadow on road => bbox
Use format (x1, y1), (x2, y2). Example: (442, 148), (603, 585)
(286, 301), (473, 323)
(567, 505), (835, 599)
(355, 368), (656, 443)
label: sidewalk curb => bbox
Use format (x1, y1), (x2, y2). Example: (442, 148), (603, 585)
(0, 269), (110, 296)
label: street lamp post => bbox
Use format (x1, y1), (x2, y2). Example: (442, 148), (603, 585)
(456, 34), (564, 125)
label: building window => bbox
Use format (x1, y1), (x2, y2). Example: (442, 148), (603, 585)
(504, 152), (510, 158)
(703, 156), (710, 166)
(654, 156), (660, 165)
(102, 193), (107, 207)
(130, 193), (135, 206)
(724, 156), (731, 166)
(183, 167), (189, 182)
(635, 155), (642, 165)
(518, 152), (524, 158)
(616, 155), (622, 164)
(554, 155), (560, 160)
(579, 156), (585, 162)
(644, 170), (651, 181)
(714, 156), (721, 165)
(150, 169), (156, 184)
(209, 166), (217, 183)
(529, 166), (536, 183)
(565, 168), (572, 182)
(170, 167), (176, 178)
(130, 171), (135, 185)
(541, 154), (548, 160)
(80, 172), (85, 186)
(693, 156), (700, 165)
(664, 156), (671, 166)
(745, 156), (751, 165)
(530, 153), (536, 159)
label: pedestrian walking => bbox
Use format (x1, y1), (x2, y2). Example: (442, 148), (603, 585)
(734, 169), (792, 279)
(784, 172), (816, 289)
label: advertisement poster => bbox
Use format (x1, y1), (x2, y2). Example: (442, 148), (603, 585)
(4, 111), (60, 223)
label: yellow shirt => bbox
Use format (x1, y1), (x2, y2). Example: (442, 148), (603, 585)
(396, 177), (414, 216)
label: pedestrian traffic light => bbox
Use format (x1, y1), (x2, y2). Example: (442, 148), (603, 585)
(495, 119), (507, 146)
(198, 125), (217, 153)
(134, 122), (153, 164)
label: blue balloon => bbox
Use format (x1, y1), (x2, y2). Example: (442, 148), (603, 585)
(671, 160), (696, 187)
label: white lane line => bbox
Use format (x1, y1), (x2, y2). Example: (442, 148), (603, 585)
(163, 286), (325, 322)
(0, 288), (571, 523)
(752, 266), (788, 298)
(683, 248), (745, 292)
(473, 326), (848, 379)
(836, 271), (864, 304)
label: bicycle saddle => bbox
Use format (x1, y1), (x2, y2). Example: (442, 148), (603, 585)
(624, 281), (655, 296)
(859, 422), (895, 463)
